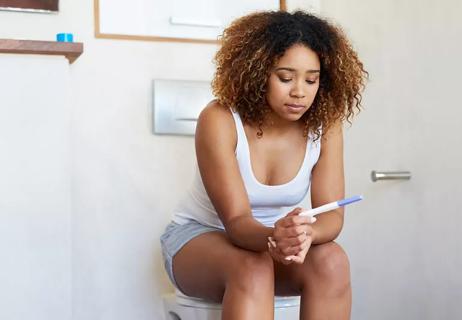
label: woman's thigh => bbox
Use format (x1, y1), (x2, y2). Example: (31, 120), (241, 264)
(172, 231), (274, 302)
(273, 241), (350, 296)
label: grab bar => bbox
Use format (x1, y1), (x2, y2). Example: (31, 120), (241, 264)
(371, 171), (411, 182)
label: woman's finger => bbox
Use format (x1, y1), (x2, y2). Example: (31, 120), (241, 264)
(286, 207), (303, 216)
(283, 236), (312, 263)
(277, 225), (312, 238)
(268, 241), (294, 265)
(268, 236), (277, 248)
(275, 233), (307, 248)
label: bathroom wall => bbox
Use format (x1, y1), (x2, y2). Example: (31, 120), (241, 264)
(321, 1), (462, 319)
(0, 0), (215, 319)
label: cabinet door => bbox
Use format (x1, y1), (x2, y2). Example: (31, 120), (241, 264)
(0, 55), (71, 320)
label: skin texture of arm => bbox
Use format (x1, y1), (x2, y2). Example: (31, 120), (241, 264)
(195, 102), (273, 252)
(309, 120), (345, 245)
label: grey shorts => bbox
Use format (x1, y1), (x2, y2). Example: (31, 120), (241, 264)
(160, 220), (224, 290)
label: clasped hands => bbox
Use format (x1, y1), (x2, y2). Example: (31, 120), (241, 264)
(267, 207), (317, 265)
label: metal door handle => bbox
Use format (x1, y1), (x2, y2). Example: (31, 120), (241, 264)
(371, 171), (411, 182)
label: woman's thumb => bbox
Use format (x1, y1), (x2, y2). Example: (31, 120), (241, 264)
(287, 207), (303, 216)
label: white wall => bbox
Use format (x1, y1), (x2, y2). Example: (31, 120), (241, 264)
(67, 8), (216, 320)
(0, 1), (215, 319)
(321, 0), (462, 319)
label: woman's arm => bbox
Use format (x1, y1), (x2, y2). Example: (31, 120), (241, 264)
(195, 101), (272, 252)
(310, 121), (346, 244)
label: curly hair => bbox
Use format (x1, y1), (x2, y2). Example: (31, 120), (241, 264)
(211, 10), (368, 140)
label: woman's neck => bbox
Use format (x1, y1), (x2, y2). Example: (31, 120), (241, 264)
(261, 111), (304, 136)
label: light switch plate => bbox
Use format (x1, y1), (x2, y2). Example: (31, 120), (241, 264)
(152, 79), (214, 136)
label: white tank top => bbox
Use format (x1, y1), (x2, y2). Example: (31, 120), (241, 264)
(171, 109), (321, 229)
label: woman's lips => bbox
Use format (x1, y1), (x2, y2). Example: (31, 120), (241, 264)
(286, 104), (305, 111)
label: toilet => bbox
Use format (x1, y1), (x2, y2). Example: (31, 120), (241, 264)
(163, 289), (300, 319)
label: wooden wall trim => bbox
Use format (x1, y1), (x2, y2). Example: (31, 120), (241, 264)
(94, 0), (287, 44)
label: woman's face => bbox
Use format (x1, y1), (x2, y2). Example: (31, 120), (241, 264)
(266, 44), (320, 123)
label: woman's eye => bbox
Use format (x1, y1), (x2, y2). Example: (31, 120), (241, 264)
(279, 78), (292, 83)
(306, 79), (317, 84)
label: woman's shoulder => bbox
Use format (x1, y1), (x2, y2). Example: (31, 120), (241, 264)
(199, 99), (232, 119)
(196, 100), (237, 146)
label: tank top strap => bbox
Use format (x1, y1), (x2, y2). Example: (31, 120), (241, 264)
(229, 108), (248, 152)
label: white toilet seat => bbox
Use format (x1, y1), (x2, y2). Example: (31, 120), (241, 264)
(174, 289), (300, 309)
(175, 289), (222, 309)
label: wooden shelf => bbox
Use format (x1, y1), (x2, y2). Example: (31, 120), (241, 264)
(0, 39), (83, 63)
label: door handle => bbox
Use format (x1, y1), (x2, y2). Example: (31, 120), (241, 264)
(371, 171), (411, 182)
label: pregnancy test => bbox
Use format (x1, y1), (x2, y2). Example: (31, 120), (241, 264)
(281, 195), (363, 261)
(300, 195), (363, 217)
(267, 195), (363, 251)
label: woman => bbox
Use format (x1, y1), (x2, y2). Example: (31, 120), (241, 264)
(161, 10), (367, 319)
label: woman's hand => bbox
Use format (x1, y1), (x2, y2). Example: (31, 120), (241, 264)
(267, 207), (316, 264)
(268, 235), (312, 264)
(267, 239), (293, 265)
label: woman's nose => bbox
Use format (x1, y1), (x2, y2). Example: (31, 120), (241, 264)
(290, 82), (306, 98)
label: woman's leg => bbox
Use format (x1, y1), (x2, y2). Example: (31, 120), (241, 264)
(172, 231), (275, 320)
(274, 241), (351, 320)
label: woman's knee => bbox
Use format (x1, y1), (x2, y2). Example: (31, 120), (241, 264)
(227, 251), (274, 293)
(307, 242), (350, 291)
